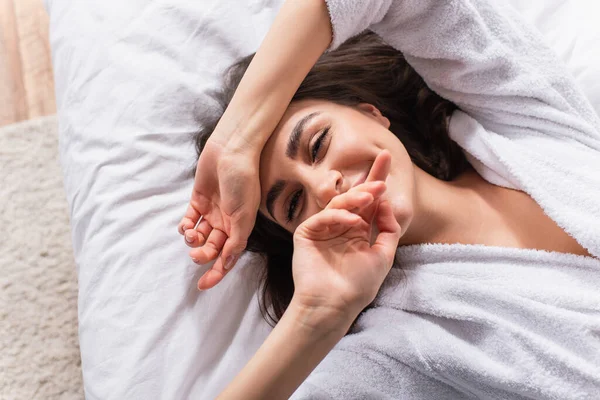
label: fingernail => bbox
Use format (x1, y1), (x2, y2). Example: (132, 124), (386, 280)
(185, 234), (194, 243)
(192, 258), (199, 263)
(224, 254), (237, 270)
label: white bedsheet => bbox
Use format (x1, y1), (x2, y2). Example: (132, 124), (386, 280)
(45, 0), (599, 398)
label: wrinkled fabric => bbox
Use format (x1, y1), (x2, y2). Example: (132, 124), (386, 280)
(46, 0), (600, 398)
(291, 0), (600, 398)
(293, 245), (600, 399)
(46, 1), (287, 398)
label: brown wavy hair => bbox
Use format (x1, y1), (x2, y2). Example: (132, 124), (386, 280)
(192, 31), (469, 330)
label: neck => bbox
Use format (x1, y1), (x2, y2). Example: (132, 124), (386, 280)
(398, 166), (497, 247)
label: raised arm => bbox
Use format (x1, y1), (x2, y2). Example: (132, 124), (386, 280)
(179, 0), (332, 286)
(324, 0), (600, 148)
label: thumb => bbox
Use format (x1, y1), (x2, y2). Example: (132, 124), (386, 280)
(220, 211), (256, 270)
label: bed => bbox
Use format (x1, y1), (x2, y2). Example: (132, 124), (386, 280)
(45, 0), (600, 398)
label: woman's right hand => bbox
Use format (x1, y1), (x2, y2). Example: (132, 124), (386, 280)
(178, 138), (261, 290)
(290, 151), (401, 322)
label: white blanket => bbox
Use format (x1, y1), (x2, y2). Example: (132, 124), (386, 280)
(45, 0), (600, 397)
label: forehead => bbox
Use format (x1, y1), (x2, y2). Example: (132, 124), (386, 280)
(262, 99), (339, 161)
(279, 99), (336, 128)
(266, 99), (343, 150)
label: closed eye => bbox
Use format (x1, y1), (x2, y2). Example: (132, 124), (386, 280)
(285, 125), (332, 223)
(286, 189), (302, 223)
(311, 126), (330, 163)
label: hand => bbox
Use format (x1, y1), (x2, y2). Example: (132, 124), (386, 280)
(291, 150), (402, 320)
(178, 139), (261, 290)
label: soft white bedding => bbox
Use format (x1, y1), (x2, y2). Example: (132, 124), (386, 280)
(46, 0), (599, 398)
(293, 245), (600, 399)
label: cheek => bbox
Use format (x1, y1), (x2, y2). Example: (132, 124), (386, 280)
(386, 158), (416, 233)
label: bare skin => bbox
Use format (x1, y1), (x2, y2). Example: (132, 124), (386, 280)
(411, 167), (592, 257)
(257, 98), (592, 259)
(190, 97), (592, 291)
(212, 88), (594, 400)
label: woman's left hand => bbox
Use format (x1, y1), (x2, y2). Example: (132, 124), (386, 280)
(291, 151), (402, 322)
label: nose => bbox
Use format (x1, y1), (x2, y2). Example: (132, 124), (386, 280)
(314, 169), (343, 209)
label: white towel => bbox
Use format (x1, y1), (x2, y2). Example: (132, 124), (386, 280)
(291, 0), (600, 398)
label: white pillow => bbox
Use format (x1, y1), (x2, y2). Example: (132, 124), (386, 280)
(47, 1), (284, 399)
(46, 0), (599, 398)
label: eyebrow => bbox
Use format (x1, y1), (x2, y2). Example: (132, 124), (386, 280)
(285, 111), (321, 159)
(266, 180), (286, 221)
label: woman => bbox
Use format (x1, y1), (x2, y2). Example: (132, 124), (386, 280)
(180, 0), (600, 398)
(194, 30), (479, 326)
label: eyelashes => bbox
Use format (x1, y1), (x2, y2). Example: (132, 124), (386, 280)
(311, 126), (330, 163)
(286, 190), (303, 223)
(285, 126), (331, 223)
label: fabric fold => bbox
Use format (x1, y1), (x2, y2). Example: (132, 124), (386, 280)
(292, 0), (600, 398)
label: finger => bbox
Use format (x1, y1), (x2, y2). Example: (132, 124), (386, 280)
(301, 208), (362, 235)
(197, 268), (226, 291)
(366, 149), (392, 183)
(327, 181), (389, 217)
(325, 183), (388, 236)
(370, 198), (402, 265)
(198, 233), (241, 290)
(219, 210), (257, 270)
(358, 149), (391, 227)
(184, 219), (212, 247)
(197, 250), (230, 290)
(326, 190), (374, 212)
(189, 228), (227, 264)
(349, 180), (387, 199)
(346, 181), (387, 226)
(187, 219), (212, 246)
(197, 242), (232, 291)
(178, 203), (202, 235)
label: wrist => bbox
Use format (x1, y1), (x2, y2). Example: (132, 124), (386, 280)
(288, 298), (358, 337)
(208, 111), (263, 156)
(217, 296), (349, 400)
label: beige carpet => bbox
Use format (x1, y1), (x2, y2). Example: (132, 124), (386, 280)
(0, 116), (83, 399)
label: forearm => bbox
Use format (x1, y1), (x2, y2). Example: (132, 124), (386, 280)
(218, 0), (333, 151)
(216, 300), (354, 400)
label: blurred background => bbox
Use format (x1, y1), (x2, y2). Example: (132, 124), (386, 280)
(1, 1), (82, 398)
(0, 0), (55, 127)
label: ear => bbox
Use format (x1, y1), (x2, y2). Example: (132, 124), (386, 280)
(356, 103), (390, 129)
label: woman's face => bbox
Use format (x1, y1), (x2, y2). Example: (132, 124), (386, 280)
(258, 98), (416, 235)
